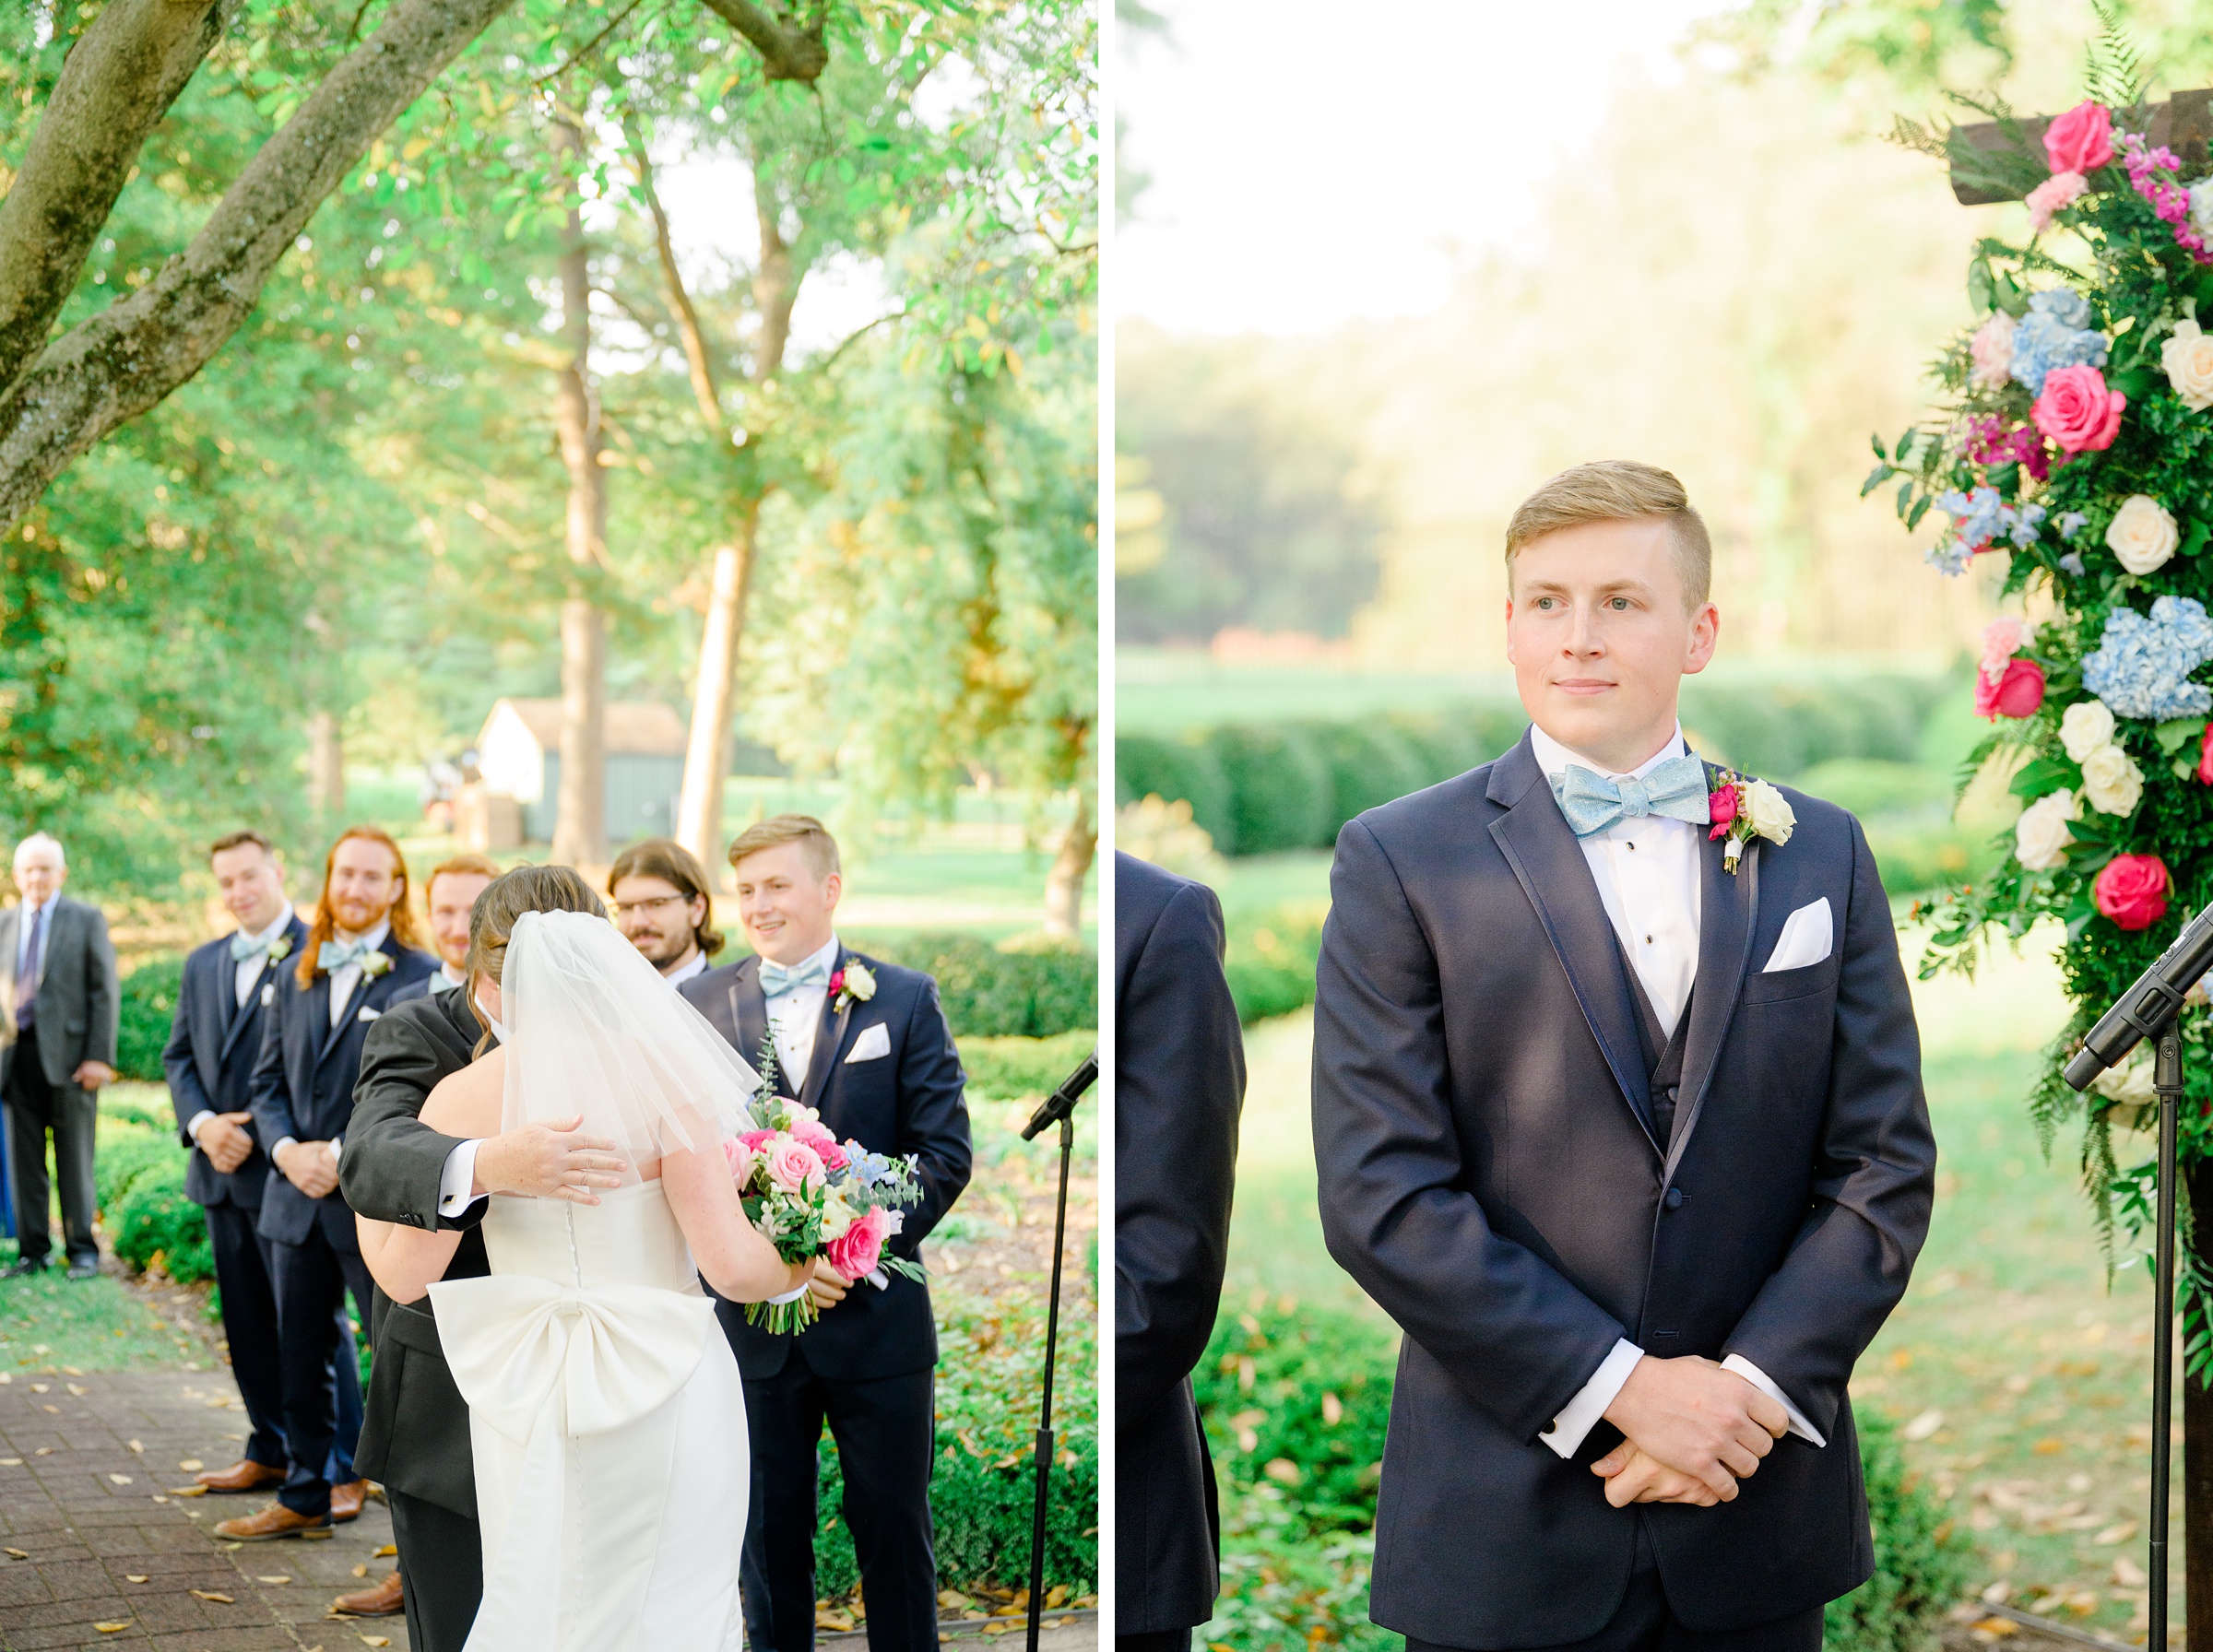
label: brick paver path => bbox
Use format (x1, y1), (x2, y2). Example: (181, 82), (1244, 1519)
(0, 1368), (408, 1652)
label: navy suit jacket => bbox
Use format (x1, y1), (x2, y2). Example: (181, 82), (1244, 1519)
(163, 914), (310, 1210)
(681, 948), (972, 1381)
(1312, 732), (1935, 1643)
(1115, 854), (1244, 1636)
(249, 931), (437, 1251)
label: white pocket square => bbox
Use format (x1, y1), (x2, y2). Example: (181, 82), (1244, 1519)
(261, 983), (277, 1008)
(1761, 897), (1834, 974)
(845, 1022), (891, 1064)
(356, 1006), (382, 1023)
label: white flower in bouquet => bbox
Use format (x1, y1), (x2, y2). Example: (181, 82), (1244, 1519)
(2059, 699), (2116, 761)
(2107, 494), (2180, 574)
(2163, 320), (2213, 411)
(820, 1190), (857, 1243)
(1743, 780), (1795, 845)
(2080, 742), (2144, 815)
(2014, 789), (2078, 870)
(2193, 177), (2213, 242)
(1969, 311), (2017, 389)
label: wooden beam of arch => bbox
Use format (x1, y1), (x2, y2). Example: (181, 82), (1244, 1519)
(1948, 88), (2213, 204)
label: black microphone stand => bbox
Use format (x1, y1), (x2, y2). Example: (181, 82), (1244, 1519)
(1018, 1047), (1096, 1652)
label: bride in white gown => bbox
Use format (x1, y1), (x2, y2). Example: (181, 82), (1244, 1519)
(358, 909), (811, 1652)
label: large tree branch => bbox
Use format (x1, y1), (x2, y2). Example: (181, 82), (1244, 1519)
(695, 0), (827, 83)
(0, 0), (517, 534)
(628, 139), (725, 433)
(0, 0), (236, 404)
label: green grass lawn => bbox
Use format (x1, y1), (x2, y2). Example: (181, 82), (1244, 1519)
(1229, 925), (2178, 1634)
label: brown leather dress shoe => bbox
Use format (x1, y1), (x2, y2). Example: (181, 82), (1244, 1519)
(332, 1568), (404, 1617)
(195, 1458), (286, 1493)
(212, 1502), (332, 1541)
(329, 1479), (370, 1522)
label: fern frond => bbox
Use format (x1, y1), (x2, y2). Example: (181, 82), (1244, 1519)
(1888, 113), (1951, 160)
(2084, 2), (2146, 109)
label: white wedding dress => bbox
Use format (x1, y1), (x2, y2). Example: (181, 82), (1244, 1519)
(423, 911), (768, 1652)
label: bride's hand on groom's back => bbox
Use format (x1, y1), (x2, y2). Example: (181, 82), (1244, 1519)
(477, 1114), (629, 1204)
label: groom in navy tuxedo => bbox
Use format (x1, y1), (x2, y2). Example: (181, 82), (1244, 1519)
(1313, 461), (1936, 1650)
(683, 814), (971, 1652)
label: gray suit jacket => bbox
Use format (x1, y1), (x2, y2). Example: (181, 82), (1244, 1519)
(0, 897), (119, 1090)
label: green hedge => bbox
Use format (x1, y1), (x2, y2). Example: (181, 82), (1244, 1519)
(1119, 677), (1954, 858)
(849, 932), (1095, 1040)
(116, 954), (184, 1083)
(93, 1124), (212, 1285)
(1223, 911), (1325, 1027)
(1194, 1299), (1968, 1652)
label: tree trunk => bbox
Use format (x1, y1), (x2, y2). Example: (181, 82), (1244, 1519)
(1042, 789), (1094, 941)
(549, 116), (607, 869)
(675, 508), (759, 871)
(2186, 1160), (2213, 1641)
(0, 0), (518, 534)
(306, 709), (345, 826)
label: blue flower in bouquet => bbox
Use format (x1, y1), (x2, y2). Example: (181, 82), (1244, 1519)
(1928, 486), (2044, 575)
(2010, 290), (2110, 395)
(2056, 511), (2089, 538)
(2080, 596), (2213, 719)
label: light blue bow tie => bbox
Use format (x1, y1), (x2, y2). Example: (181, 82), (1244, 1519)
(760, 956), (830, 997)
(231, 930), (278, 962)
(317, 938), (373, 973)
(1550, 752), (1711, 838)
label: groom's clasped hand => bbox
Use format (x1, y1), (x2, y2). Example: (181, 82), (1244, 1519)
(1592, 1355), (1790, 1507)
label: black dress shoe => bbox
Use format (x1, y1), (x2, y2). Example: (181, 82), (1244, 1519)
(65, 1258), (98, 1280)
(1, 1258), (45, 1279)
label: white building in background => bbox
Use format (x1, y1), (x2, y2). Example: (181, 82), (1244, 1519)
(474, 698), (690, 847)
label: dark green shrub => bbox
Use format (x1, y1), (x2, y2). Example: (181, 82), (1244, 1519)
(1118, 733), (1237, 851)
(107, 1152), (213, 1284)
(1824, 1408), (1972, 1652)
(1312, 723), (1434, 833)
(958, 1032), (1097, 1103)
(94, 1129), (179, 1212)
(115, 955), (183, 1083)
(842, 933), (1095, 1040)
(1201, 724), (1334, 855)
(1223, 910), (1324, 1025)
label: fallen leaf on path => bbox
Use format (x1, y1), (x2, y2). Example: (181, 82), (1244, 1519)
(0, 1458), (19, 1466)
(93, 1622), (129, 1634)
(41, 1404), (58, 1413)
(299, 1528), (334, 1540)
(125, 1440), (141, 1453)
(190, 1588), (234, 1602)
(30, 1383), (48, 1393)
(2116, 1555), (2149, 1587)
(62, 1366), (81, 1375)
(373, 1544), (396, 1557)
(33, 1447), (50, 1456)
(4, 1548), (26, 1558)
(1970, 1619), (2019, 1637)
(124, 1574), (148, 1583)
(256, 1575), (290, 1584)
(361, 1637), (391, 1647)
(107, 1473), (131, 1484)
(151, 1495), (169, 1504)
(351, 1564), (368, 1577)
(2031, 1437), (2065, 1455)
(2094, 1520), (2138, 1545)
(177, 1459), (203, 1470)
(66, 1384), (85, 1396)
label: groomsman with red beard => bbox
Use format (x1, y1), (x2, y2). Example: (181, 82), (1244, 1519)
(219, 827), (436, 1540)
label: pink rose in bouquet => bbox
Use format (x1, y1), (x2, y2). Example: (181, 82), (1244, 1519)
(767, 1137), (825, 1194)
(2031, 365), (2125, 454)
(788, 1117), (849, 1171)
(2043, 100), (2114, 174)
(824, 1205), (890, 1281)
(722, 1135), (757, 1186)
(2198, 724), (2213, 785)
(2094, 853), (2171, 931)
(1974, 658), (2046, 720)
(740, 1129), (778, 1151)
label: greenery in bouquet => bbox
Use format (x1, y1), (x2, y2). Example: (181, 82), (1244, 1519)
(726, 1040), (925, 1335)
(1876, 17), (2213, 1368)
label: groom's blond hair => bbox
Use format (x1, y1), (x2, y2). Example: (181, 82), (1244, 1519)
(1505, 461), (1711, 608)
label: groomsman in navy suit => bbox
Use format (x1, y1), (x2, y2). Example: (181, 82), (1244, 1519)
(163, 831), (325, 1496)
(219, 826), (435, 1541)
(1313, 462), (1936, 1651)
(682, 815), (971, 1652)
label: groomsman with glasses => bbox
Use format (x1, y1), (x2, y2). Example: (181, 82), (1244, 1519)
(220, 826), (435, 1541)
(0, 832), (118, 1280)
(609, 838), (724, 988)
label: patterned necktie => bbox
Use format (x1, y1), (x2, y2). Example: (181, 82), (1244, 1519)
(759, 956), (830, 997)
(1550, 752), (1712, 838)
(17, 904), (43, 1032)
(317, 938), (373, 974)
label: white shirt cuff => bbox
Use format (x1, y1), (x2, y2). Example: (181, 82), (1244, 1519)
(183, 1110), (216, 1146)
(1540, 1339), (1645, 1458)
(271, 1136), (298, 1160)
(1722, 1355), (1826, 1447)
(438, 1139), (487, 1219)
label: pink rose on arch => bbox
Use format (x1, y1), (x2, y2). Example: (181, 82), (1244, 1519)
(722, 1136), (757, 1186)
(2198, 724), (2213, 786)
(1974, 657), (2046, 720)
(823, 1205), (890, 1281)
(2094, 853), (2171, 932)
(2031, 365), (2125, 454)
(766, 1137), (826, 1194)
(2043, 100), (2114, 175)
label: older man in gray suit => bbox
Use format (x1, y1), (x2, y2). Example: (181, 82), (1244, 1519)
(1, 833), (119, 1280)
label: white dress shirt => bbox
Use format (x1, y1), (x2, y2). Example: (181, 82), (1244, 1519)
(185, 903), (296, 1149)
(1523, 724), (1824, 1458)
(664, 950), (709, 989)
(271, 916), (390, 1163)
(763, 935), (840, 1092)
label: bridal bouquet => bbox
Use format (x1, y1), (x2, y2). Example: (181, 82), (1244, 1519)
(722, 1049), (925, 1334)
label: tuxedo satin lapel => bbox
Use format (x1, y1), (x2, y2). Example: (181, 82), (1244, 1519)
(1486, 745), (1659, 1153)
(798, 950), (857, 1115)
(314, 971), (357, 1069)
(1663, 833), (1760, 1181)
(218, 958), (264, 1065)
(730, 962), (780, 1094)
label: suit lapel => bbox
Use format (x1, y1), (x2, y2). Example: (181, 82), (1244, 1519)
(218, 954), (263, 1066)
(1662, 828), (1760, 1180)
(798, 950), (857, 1115)
(728, 961), (779, 1094)
(1485, 738), (1660, 1153)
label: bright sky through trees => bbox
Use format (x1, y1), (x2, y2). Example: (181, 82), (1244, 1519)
(1118, 0), (1737, 333)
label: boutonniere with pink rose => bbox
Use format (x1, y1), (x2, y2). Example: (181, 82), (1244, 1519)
(1706, 771), (1796, 875)
(830, 960), (876, 1015)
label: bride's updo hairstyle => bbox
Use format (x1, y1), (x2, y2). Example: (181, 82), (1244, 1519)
(464, 866), (608, 1056)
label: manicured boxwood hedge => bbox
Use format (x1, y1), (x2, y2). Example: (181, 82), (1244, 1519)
(115, 954), (184, 1083)
(1120, 676), (1954, 857)
(1194, 1298), (1968, 1652)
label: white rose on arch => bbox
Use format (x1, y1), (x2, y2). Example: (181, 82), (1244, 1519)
(2058, 699), (2116, 762)
(2013, 788), (2078, 871)
(2106, 494), (2181, 575)
(2163, 319), (2213, 411)
(2079, 743), (2145, 816)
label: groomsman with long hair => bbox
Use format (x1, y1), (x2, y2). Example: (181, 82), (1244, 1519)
(219, 826), (435, 1540)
